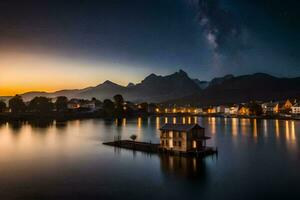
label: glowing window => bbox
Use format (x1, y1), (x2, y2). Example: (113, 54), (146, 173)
(193, 140), (197, 148)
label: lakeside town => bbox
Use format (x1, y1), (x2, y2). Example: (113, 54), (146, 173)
(1, 94), (300, 121)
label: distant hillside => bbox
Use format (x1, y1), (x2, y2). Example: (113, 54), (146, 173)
(167, 73), (300, 106)
(78, 80), (126, 100)
(0, 96), (12, 104)
(8, 71), (300, 105)
(20, 70), (201, 102)
(193, 79), (209, 89)
(21, 89), (91, 102)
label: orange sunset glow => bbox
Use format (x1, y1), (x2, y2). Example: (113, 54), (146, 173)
(0, 51), (150, 96)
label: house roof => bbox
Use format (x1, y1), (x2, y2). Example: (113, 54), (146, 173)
(160, 123), (204, 132)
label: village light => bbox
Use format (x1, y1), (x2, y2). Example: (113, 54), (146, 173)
(155, 108), (160, 113)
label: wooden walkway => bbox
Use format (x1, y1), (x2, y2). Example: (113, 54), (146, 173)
(103, 140), (218, 157)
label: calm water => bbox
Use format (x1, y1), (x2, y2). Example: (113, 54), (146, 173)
(0, 117), (299, 200)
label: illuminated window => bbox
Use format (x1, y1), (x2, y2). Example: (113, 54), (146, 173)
(169, 140), (173, 148)
(193, 140), (197, 148)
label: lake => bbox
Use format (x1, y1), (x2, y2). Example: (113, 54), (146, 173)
(0, 117), (299, 200)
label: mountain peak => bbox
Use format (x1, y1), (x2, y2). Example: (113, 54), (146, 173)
(127, 82), (135, 87)
(95, 80), (123, 88)
(103, 80), (114, 84)
(146, 73), (158, 78)
(143, 73), (159, 83)
(101, 80), (121, 86)
(210, 74), (234, 86)
(178, 69), (188, 76)
(252, 73), (274, 78)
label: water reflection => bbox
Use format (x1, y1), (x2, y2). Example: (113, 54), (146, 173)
(263, 120), (268, 137)
(240, 118), (249, 136)
(137, 117), (142, 128)
(8, 121), (24, 133)
(232, 118), (238, 137)
(156, 117), (160, 130)
(275, 120), (279, 138)
(173, 117), (177, 124)
(291, 121), (296, 141)
(122, 118), (127, 127)
(164, 117), (168, 124)
(194, 116), (197, 124)
(253, 119), (258, 141)
(210, 117), (216, 135)
(159, 155), (207, 180)
(285, 121), (290, 141)
(0, 117), (300, 199)
(2, 118), (298, 151)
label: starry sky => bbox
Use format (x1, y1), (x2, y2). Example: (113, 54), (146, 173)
(0, 0), (299, 95)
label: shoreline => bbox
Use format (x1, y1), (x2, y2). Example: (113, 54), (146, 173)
(0, 112), (299, 123)
(0, 112), (150, 123)
(153, 113), (300, 121)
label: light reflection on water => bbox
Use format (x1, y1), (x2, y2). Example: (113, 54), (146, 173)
(1, 117), (298, 155)
(0, 117), (299, 199)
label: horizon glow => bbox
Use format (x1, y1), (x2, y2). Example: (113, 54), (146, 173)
(0, 51), (154, 96)
(1, 0), (300, 96)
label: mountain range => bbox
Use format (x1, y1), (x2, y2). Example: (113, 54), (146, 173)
(11, 70), (300, 105)
(168, 73), (300, 106)
(20, 70), (200, 102)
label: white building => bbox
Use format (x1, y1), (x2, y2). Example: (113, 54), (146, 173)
(194, 108), (203, 114)
(261, 102), (279, 114)
(67, 99), (80, 110)
(224, 106), (239, 115)
(80, 102), (96, 111)
(216, 106), (226, 113)
(291, 104), (300, 114)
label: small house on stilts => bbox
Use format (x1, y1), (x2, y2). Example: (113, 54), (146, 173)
(159, 123), (213, 155)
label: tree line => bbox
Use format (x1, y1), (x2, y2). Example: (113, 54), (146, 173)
(1, 95), (70, 113)
(0, 94), (149, 118)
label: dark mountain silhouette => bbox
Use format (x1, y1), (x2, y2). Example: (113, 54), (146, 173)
(209, 74), (234, 86)
(193, 79), (209, 89)
(167, 73), (300, 106)
(16, 71), (300, 104)
(21, 88), (92, 101)
(124, 70), (201, 102)
(126, 82), (135, 87)
(20, 70), (201, 102)
(193, 74), (234, 89)
(78, 80), (126, 100)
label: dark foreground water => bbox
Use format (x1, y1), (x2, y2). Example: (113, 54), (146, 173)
(0, 117), (299, 200)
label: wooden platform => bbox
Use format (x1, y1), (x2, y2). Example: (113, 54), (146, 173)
(103, 140), (218, 157)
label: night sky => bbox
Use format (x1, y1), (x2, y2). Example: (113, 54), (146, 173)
(1, 0), (300, 95)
